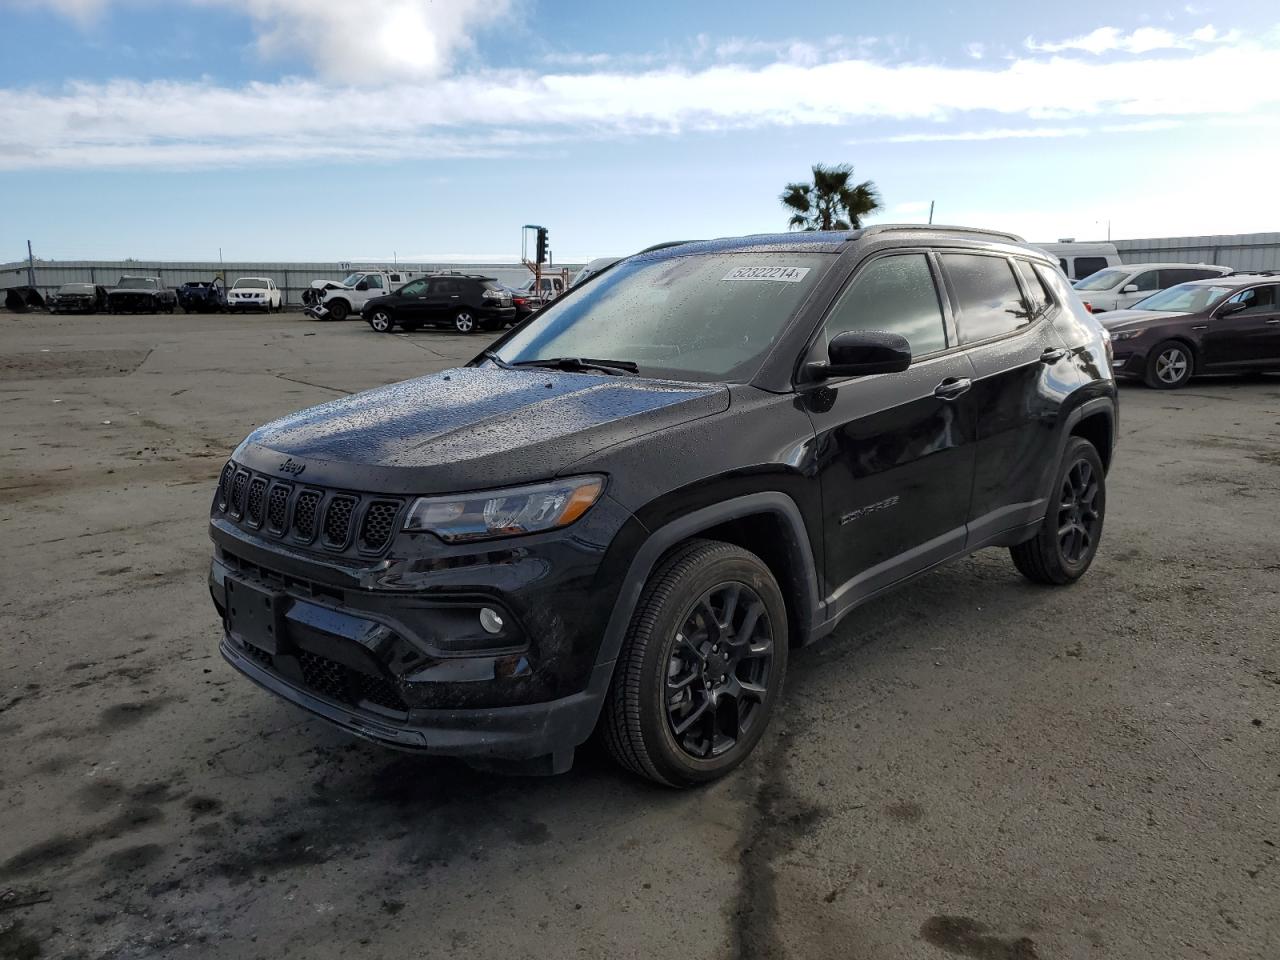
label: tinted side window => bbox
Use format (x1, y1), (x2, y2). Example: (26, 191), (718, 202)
(1073, 256), (1109, 280)
(1223, 285), (1278, 316)
(1013, 260), (1054, 317)
(399, 279), (428, 296)
(1131, 270), (1160, 291)
(431, 279), (461, 294)
(941, 254), (1030, 344)
(822, 254), (947, 357)
(1161, 268), (1218, 286)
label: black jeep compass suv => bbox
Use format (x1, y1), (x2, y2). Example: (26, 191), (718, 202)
(210, 225), (1117, 786)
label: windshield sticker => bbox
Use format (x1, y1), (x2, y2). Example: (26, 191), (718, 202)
(722, 265), (811, 283)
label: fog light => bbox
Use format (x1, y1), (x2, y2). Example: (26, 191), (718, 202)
(479, 607), (505, 635)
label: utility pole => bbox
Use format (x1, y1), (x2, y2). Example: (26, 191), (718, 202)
(928, 201), (935, 225)
(26, 240), (36, 288)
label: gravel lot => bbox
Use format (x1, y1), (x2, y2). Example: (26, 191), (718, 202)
(1, 311), (1277, 960)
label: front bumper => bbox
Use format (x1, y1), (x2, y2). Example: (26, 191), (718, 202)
(208, 491), (643, 764)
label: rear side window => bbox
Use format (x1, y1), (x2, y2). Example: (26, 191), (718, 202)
(822, 254), (947, 357)
(431, 279), (461, 294)
(1013, 260), (1054, 317)
(1073, 256), (1109, 280)
(1161, 268), (1219, 286)
(941, 254), (1031, 344)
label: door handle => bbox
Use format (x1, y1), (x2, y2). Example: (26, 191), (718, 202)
(1192, 325), (1207, 331)
(1039, 347), (1068, 364)
(934, 377), (971, 400)
(1266, 319), (1280, 325)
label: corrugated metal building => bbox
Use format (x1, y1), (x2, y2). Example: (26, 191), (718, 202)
(0, 259), (581, 304)
(1114, 232), (1280, 272)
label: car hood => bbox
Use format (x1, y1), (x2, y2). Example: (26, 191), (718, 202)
(1099, 308), (1188, 331)
(309, 280), (350, 291)
(109, 287), (159, 296)
(233, 365), (731, 495)
(230, 288), (267, 295)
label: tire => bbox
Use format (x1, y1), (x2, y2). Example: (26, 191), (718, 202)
(602, 539), (789, 787)
(1143, 339), (1193, 389)
(453, 310), (476, 333)
(1010, 436), (1105, 585)
(327, 299), (350, 322)
(368, 309), (394, 333)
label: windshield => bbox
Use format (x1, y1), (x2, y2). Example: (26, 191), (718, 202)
(58, 284), (94, 294)
(117, 277), (157, 289)
(234, 278), (267, 289)
(341, 273), (364, 287)
(494, 252), (833, 381)
(1073, 268), (1128, 291)
(1131, 282), (1235, 313)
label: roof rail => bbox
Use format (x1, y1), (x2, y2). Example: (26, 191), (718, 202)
(1225, 269), (1279, 277)
(857, 223), (1026, 244)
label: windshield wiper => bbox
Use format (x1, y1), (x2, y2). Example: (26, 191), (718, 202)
(510, 356), (639, 375)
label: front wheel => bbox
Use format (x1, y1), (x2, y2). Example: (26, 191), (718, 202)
(602, 539), (788, 787)
(1144, 340), (1193, 389)
(368, 309), (394, 333)
(327, 299), (349, 322)
(1010, 436), (1105, 585)
(453, 310), (476, 333)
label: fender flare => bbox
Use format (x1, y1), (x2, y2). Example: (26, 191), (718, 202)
(594, 491), (822, 669)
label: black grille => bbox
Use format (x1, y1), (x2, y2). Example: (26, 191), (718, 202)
(245, 477), (267, 526)
(359, 501), (399, 552)
(297, 650), (407, 713)
(293, 491), (321, 540)
(217, 462), (235, 511)
(266, 484), (290, 533)
(243, 643), (274, 668)
(229, 471), (249, 517)
(323, 496), (356, 547)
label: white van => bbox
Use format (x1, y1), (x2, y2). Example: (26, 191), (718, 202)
(1035, 241), (1122, 281)
(1071, 262), (1232, 313)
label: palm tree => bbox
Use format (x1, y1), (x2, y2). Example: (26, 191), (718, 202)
(780, 163), (882, 231)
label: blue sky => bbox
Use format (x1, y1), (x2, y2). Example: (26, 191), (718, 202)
(2, 0), (1278, 263)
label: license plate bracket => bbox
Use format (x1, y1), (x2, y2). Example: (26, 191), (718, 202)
(225, 576), (286, 654)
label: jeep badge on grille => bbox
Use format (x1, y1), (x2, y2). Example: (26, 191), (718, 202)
(278, 457), (306, 477)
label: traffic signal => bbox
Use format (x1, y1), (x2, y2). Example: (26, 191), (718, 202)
(536, 227), (549, 264)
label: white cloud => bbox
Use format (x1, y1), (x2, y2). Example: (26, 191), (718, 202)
(1026, 23), (1239, 55)
(1, 19), (1278, 170)
(878, 119), (1183, 143)
(965, 42), (986, 60)
(24, 0), (509, 81)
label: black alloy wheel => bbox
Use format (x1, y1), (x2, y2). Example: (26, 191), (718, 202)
(602, 539), (788, 786)
(1010, 436), (1106, 584)
(664, 582), (775, 760)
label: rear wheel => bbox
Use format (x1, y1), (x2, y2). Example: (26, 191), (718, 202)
(602, 539), (788, 787)
(368, 309), (394, 333)
(1143, 340), (1193, 389)
(454, 310), (476, 333)
(1010, 436), (1105, 585)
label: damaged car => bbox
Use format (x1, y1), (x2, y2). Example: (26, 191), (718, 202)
(48, 283), (109, 314)
(178, 278), (228, 313)
(107, 276), (177, 314)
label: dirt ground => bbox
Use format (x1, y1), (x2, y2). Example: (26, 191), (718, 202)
(1, 311), (1277, 960)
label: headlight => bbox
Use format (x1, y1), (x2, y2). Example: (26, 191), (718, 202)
(1111, 329), (1146, 341)
(404, 476), (605, 543)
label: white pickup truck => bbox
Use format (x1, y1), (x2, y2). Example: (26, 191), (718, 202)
(303, 269), (427, 321)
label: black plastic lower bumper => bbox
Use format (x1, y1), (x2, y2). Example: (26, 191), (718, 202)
(221, 634), (612, 767)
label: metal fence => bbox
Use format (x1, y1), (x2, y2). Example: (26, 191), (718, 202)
(1114, 233), (1280, 272)
(0, 259), (580, 306)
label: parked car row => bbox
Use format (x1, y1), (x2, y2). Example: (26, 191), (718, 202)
(1099, 271), (1280, 388)
(43, 274), (286, 315)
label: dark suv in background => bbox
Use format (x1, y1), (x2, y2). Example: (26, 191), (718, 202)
(1099, 273), (1280, 388)
(362, 274), (515, 334)
(210, 225), (1116, 786)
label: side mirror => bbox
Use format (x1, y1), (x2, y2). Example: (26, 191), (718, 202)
(355, 281), (369, 291)
(1122, 284), (1139, 293)
(808, 331), (912, 380)
(1216, 300), (1246, 317)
